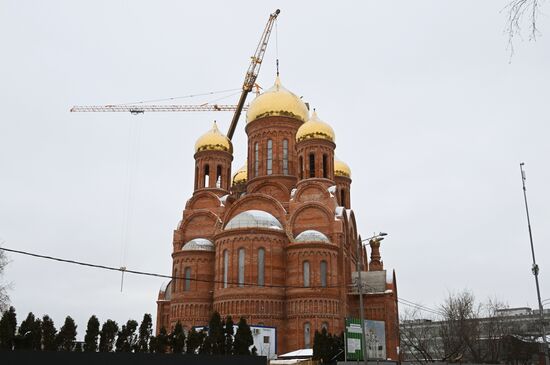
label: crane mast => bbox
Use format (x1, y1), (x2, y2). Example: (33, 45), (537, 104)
(227, 9), (280, 140)
(70, 9), (280, 142)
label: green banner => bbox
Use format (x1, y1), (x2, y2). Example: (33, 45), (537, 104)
(345, 318), (364, 360)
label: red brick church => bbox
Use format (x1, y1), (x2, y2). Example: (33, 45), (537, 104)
(156, 76), (399, 358)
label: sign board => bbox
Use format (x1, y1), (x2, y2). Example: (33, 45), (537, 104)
(345, 318), (386, 360)
(193, 324), (277, 359)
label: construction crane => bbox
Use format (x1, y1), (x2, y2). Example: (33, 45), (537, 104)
(70, 104), (247, 115)
(70, 9), (281, 141)
(226, 8), (280, 139)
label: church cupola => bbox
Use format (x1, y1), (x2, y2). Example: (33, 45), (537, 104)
(296, 111), (336, 181)
(246, 76), (309, 124)
(193, 121), (233, 191)
(334, 157), (352, 209)
(245, 76), (307, 195)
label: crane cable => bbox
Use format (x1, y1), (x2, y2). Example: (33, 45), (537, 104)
(117, 88), (241, 106)
(275, 18), (280, 76)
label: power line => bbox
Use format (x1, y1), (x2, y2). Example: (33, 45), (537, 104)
(0, 246), (439, 313)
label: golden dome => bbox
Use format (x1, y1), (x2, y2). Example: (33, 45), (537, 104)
(232, 162), (247, 185)
(334, 157), (351, 178)
(296, 110), (335, 143)
(194, 121), (232, 153)
(246, 76), (309, 123)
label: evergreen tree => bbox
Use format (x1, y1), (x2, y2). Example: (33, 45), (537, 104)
(170, 321), (186, 353)
(41, 315), (57, 351)
(74, 342), (83, 352)
(56, 316), (77, 351)
(233, 317), (253, 355)
(17, 312), (41, 350)
(224, 316), (234, 355)
(0, 306), (17, 350)
(136, 313), (152, 352)
(152, 326), (169, 353)
(313, 328), (345, 363)
(115, 319), (138, 352)
(199, 334), (213, 354)
(185, 328), (203, 354)
(98, 319), (118, 352)
(30, 316), (42, 350)
(83, 315), (100, 352)
(207, 311), (225, 354)
(148, 335), (157, 353)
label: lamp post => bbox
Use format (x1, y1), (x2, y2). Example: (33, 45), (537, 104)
(519, 163), (549, 365)
(356, 232), (387, 365)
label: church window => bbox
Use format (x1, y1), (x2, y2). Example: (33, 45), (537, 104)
(184, 267), (191, 291)
(194, 166), (198, 190)
(322, 154), (328, 178)
(320, 260), (328, 287)
(173, 268), (178, 293)
(254, 143), (259, 177)
(267, 139), (273, 175)
(322, 322), (329, 330)
(303, 261), (310, 287)
(223, 249), (229, 288)
(299, 156), (304, 179)
(216, 165), (222, 188)
(304, 322), (311, 349)
(238, 248), (245, 287)
(309, 153), (315, 178)
(283, 139), (289, 175)
(258, 248), (265, 287)
(340, 189), (346, 207)
(204, 164), (210, 187)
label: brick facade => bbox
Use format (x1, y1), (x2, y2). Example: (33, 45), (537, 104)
(156, 80), (400, 358)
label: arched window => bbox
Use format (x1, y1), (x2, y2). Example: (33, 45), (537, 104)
(322, 154), (328, 178)
(322, 322), (329, 331)
(254, 143), (259, 177)
(194, 166), (199, 190)
(204, 164), (210, 187)
(184, 267), (191, 291)
(304, 322), (311, 349)
(309, 153), (315, 178)
(238, 248), (245, 287)
(216, 165), (222, 188)
(340, 189), (346, 207)
(173, 268), (178, 293)
(283, 139), (289, 175)
(320, 260), (328, 287)
(223, 249), (229, 288)
(299, 156), (304, 179)
(267, 139), (273, 175)
(258, 248), (265, 286)
(303, 261), (310, 287)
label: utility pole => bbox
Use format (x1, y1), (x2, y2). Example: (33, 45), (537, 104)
(356, 238), (368, 365)
(519, 163), (549, 365)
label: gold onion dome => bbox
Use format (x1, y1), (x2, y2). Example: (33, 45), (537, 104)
(246, 76), (309, 123)
(296, 110), (335, 143)
(194, 121), (232, 153)
(334, 157), (351, 178)
(232, 162), (247, 185)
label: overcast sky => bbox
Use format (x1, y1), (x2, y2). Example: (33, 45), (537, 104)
(1, 1), (549, 337)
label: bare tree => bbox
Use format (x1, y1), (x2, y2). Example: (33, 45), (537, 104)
(505, 0), (543, 55)
(400, 309), (444, 363)
(0, 248), (9, 311)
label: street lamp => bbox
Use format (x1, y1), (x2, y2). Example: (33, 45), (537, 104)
(356, 232), (387, 365)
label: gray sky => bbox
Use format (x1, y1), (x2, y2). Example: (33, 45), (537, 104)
(1, 1), (549, 336)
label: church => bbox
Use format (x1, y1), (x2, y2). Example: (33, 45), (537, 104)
(156, 76), (400, 358)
